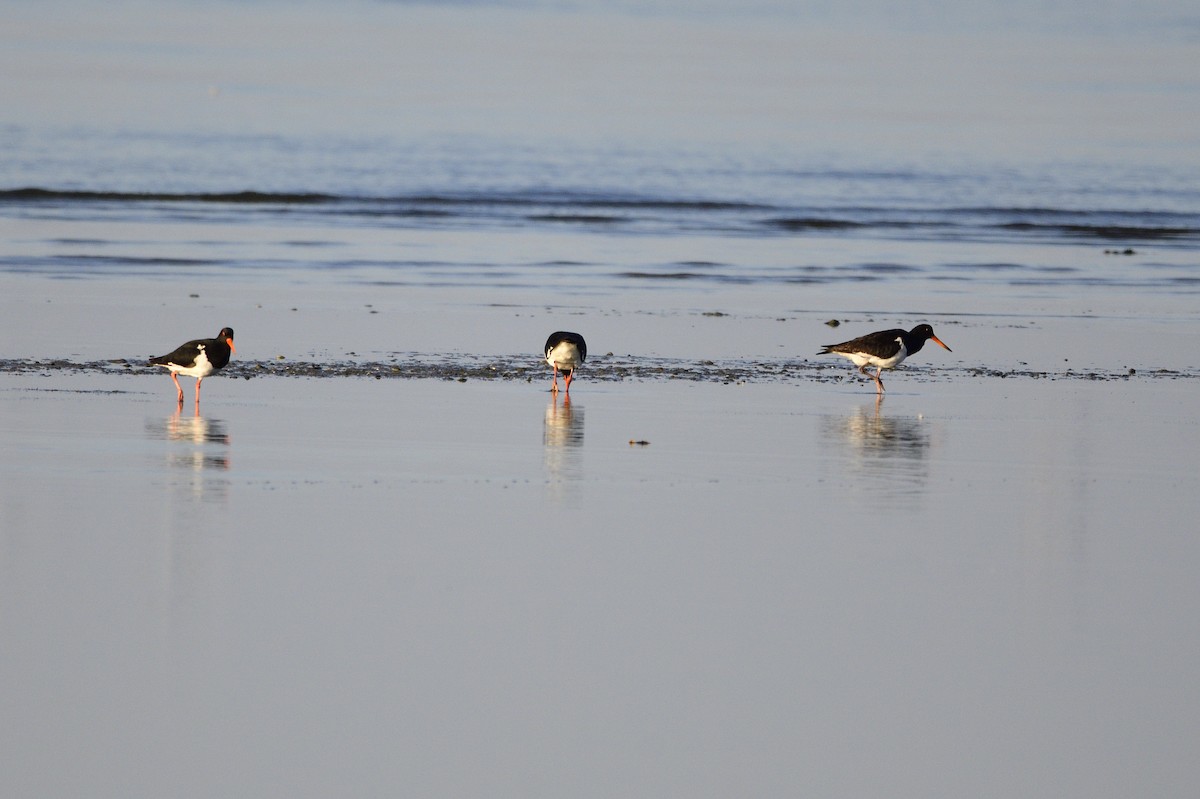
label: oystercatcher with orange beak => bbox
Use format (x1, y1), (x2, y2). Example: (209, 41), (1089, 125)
(150, 327), (236, 405)
(819, 323), (950, 394)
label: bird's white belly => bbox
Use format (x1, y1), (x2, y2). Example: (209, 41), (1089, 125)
(844, 340), (907, 369)
(547, 342), (582, 370)
(163, 348), (214, 379)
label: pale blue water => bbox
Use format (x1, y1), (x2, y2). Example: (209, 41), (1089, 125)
(2, 0), (1199, 296)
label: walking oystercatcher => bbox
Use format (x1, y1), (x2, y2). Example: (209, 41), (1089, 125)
(544, 331), (587, 394)
(150, 327), (236, 404)
(819, 323), (951, 394)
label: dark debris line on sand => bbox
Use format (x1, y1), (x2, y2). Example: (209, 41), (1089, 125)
(0, 357), (1193, 384)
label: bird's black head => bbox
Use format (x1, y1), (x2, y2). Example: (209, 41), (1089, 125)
(910, 324), (951, 352)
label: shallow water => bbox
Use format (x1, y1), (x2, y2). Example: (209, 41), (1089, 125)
(2, 373), (1199, 797)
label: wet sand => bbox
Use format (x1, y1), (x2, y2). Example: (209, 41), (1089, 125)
(3, 282), (1200, 798)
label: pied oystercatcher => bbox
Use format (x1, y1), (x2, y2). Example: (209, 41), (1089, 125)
(545, 331), (587, 394)
(819, 323), (951, 394)
(150, 327), (236, 405)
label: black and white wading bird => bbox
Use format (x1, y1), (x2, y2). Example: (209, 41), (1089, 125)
(544, 331), (587, 395)
(150, 327), (236, 405)
(819, 323), (951, 394)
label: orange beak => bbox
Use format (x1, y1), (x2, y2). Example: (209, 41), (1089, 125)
(931, 335), (951, 352)
(227, 337), (236, 354)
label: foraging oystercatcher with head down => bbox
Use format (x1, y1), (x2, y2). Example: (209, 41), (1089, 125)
(150, 327), (236, 405)
(544, 331), (587, 394)
(819, 323), (951, 394)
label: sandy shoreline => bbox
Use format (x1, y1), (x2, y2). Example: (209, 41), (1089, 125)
(4, 268), (1199, 386)
(2, 352), (1189, 386)
(4, 272), (1200, 798)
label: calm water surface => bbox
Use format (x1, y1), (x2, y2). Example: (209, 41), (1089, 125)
(2, 375), (1199, 798)
(2, 0), (1198, 299)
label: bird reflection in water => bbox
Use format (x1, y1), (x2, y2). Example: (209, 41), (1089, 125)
(543, 394), (584, 496)
(822, 396), (936, 501)
(146, 408), (232, 499)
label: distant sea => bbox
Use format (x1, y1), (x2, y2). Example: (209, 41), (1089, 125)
(2, 0), (1198, 294)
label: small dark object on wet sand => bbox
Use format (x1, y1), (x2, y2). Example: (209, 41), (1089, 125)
(629, 439), (650, 446)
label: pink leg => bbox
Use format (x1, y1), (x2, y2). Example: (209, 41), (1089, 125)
(564, 371), (573, 394)
(171, 372), (185, 403)
(873, 368), (885, 394)
(551, 366), (560, 393)
(195, 377), (203, 406)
